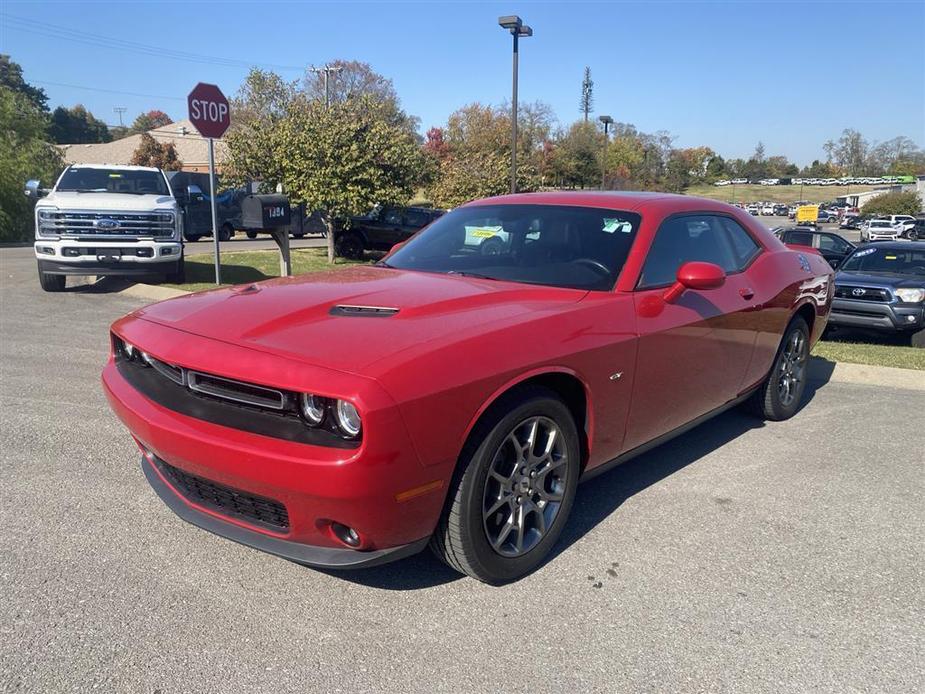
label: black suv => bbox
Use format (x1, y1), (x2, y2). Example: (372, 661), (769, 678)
(335, 206), (445, 259)
(829, 241), (925, 344)
(774, 227), (855, 268)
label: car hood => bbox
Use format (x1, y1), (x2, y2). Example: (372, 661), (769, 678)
(835, 271), (925, 289)
(39, 191), (177, 212)
(134, 266), (588, 375)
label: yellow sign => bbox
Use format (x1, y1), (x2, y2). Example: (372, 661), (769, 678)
(470, 228), (498, 238)
(796, 205), (819, 223)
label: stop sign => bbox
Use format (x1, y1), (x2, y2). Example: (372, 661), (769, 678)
(188, 82), (230, 139)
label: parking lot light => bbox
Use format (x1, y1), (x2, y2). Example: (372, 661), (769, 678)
(499, 15), (532, 194)
(599, 115), (613, 189)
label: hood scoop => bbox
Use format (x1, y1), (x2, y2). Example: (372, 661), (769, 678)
(329, 304), (400, 318)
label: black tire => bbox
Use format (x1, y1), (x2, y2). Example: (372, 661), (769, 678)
(336, 232), (365, 260)
(911, 329), (925, 349)
(293, 233), (306, 239)
(430, 386), (581, 584)
(744, 316), (810, 421)
(219, 224), (234, 242)
(185, 234), (202, 243)
(37, 264), (65, 292)
(164, 259), (186, 284)
(246, 230), (257, 239)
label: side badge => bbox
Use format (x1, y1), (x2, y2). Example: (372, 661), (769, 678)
(798, 254), (811, 272)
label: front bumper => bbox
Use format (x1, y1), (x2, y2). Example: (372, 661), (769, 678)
(830, 297), (925, 331)
(102, 340), (445, 568)
(35, 239), (182, 275)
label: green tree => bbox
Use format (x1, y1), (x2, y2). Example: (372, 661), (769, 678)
(49, 104), (111, 144)
(0, 86), (63, 241)
(861, 191), (923, 217)
(0, 54), (48, 111)
(130, 109), (172, 133)
(129, 133), (182, 170)
(552, 120), (603, 189)
(274, 95), (426, 261)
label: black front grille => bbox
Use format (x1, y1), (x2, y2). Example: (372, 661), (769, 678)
(154, 456), (290, 532)
(835, 285), (892, 302)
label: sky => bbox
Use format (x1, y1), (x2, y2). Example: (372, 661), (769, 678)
(2, 0), (924, 166)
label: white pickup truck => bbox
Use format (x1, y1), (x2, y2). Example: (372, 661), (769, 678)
(26, 164), (189, 291)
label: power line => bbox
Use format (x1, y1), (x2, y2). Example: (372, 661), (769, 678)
(1, 12), (305, 72)
(30, 79), (185, 101)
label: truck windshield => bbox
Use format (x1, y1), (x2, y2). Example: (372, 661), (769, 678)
(841, 247), (925, 275)
(56, 167), (169, 195)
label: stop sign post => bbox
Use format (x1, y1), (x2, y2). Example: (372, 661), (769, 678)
(188, 83), (231, 284)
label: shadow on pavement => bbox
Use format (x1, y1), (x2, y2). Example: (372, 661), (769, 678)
(329, 367), (834, 591)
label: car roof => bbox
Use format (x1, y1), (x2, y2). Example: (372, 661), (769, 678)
(463, 190), (734, 214)
(857, 241), (925, 250)
(67, 163), (161, 173)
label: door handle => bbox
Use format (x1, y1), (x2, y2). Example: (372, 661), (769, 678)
(739, 288), (755, 300)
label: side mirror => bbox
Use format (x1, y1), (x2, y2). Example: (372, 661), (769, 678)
(663, 261), (726, 303)
(24, 179), (46, 200)
(187, 185), (204, 203)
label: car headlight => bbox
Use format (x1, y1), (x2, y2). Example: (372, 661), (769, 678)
(335, 399), (362, 438)
(895, 288), (925, 303)
(36, 207), (59, 237)
(299, 393), (327, 426)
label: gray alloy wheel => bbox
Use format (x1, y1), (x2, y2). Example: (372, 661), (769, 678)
(430, 386), (580, 583)
(482, 416), (569, 558)
(777, 329), (808, 408)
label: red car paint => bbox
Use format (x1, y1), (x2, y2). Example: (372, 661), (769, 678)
(103, 192), (833, 564)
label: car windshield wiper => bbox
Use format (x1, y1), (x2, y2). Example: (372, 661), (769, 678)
(446, 270), (497, 280)
(375, 260), (395, 268)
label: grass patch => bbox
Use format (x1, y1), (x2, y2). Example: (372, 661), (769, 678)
(813, 338), (925, 371)
(165, 248), (368, 292)
(686, 183), (877, 205)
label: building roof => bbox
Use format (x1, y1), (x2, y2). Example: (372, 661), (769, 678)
(58, 119), (228, 171)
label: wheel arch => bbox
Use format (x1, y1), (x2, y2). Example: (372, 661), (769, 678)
(458, 368), (593, 474)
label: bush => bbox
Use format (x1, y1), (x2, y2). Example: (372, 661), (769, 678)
(861, 190), (923, 217)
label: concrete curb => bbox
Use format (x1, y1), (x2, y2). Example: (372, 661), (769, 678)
(808, 357), (925, 391)
(118, 283), (190, 301)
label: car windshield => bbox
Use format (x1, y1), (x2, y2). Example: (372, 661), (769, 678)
(56, 167), (169, 195)
(840, 247), (925, 275)
(384, 204), (641, 291)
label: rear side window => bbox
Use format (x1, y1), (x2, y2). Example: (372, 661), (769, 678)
(718, 217), (761, 269)
(382, 209), (403, 225)
(818, 234), (849, 253)
(404, 210), (429, 227)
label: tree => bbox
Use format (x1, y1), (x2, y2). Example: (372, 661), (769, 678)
(753, 141), (766, 162)
(861, 191), (923, 217)
(579, 67), (593, 122)
(274, 95), (426, 261)
(824, 129), (868, 175)
(130, 133), (182, 170)
(0, 84), (63, 241)
(49, 104), (111, 144)
(552, 121), (602, 189)
(0, 54), (48, 111)
(130, 109), (173, 133)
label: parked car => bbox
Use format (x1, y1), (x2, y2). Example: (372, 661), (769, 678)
(876, 215), (917, 238)
(774, 227), (855, 268)
(816, 210), (837, 224)
(334, 206), (445, 259)
(910, 218), (924, 241)
(746, 204), (760, 216)
(773, 204), (789, 216)
(860, 219), (902, 243)
(828, 242), (925, 344)
(103, 192), (833, 583)
(840, 214), (862, 230)
(761, 203), (775, 216)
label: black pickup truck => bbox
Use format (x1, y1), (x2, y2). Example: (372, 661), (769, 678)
(829, 241), (925, 345)
(334, 206), (445, 259)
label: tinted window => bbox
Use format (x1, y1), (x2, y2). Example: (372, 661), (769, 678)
(840, 247), (925, 276)
(386, 204), (641, 291)
(57, 167), (169, 195)
(404, 210), (429, 227)
(639, 215), (740, 288)
(786, 230), (814, 246)
(382, 208), (403, 225)
(817, 234), (849, 253)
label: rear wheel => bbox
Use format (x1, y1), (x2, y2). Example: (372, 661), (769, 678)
(336, 232), (365, 260)
(219, 224), (234, 242)
(246, 230), (257, 239)
(430, 386), (580, 584)
(37, 263), (65, 292)
(744, 316), (810, 421)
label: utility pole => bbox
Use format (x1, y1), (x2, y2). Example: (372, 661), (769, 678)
(113, 107), (126, 126)
(309, 64), (343, 108)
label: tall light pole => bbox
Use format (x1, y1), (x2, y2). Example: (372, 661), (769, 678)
(599, 114), (613, 190)
(499, 15), (532, 194)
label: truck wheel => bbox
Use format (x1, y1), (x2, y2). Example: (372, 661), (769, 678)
(336, 232), (365, 260)
(430, 386), (581, 584)
(246, 230), (257, 239)
(911, 330), (925, 349)
(37, 263), (66, 292)
(185, 234), (202, 243)
(219, 224), (234, 242)
(293, 233), (306, 239)
(164, 259), (186, 284)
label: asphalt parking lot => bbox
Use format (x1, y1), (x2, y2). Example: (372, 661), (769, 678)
(1, 246), (923, 693)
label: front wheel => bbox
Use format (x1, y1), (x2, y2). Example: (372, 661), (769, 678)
(245, 230), (257, 239)
(744, 316), (810, 421)
(336, 232), (365, 260)
(430, 386), (581, 583)
(37, 263), (65, 292)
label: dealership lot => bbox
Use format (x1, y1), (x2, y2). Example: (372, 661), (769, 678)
(1, 247), (922, 693)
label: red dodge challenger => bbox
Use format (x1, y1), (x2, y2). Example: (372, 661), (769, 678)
(103, 192), (833, 583)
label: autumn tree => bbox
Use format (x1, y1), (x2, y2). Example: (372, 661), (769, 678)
(130, 109), (173, 133)
(130, 133), (182, 170)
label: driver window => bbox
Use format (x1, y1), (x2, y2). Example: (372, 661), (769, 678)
(382, 209), (403, 225)
(638, 215), (737, 288)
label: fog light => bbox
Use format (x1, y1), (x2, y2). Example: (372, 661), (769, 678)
(37, 246), (54, 255)
(908, 315), (917, 323)
(331, 522), (361, 548)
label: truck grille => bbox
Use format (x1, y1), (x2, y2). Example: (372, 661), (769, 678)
(834, 285), (892, 302)
(42, 211), (175, 238)
(154, 455), (290, 532)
